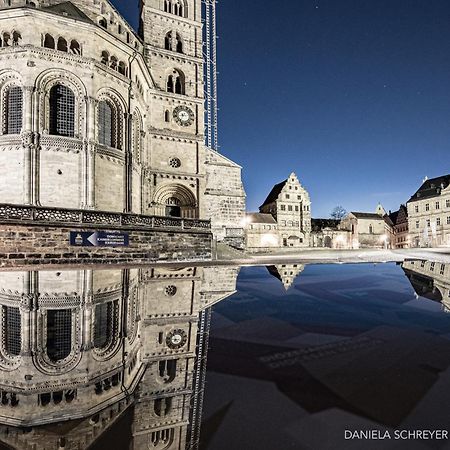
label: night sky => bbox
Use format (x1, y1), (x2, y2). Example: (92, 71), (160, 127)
(113, 0), (450, 218)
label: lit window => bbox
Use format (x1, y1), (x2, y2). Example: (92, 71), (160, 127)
(4, 86), (23, 134)
(2, 306), (21, 356)
(98, 100), (114, 147)
(49, 84), (75, 137)
(46, 309), (72, 362)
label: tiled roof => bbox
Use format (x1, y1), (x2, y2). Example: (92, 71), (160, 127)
(350, 212), (383, 219)
(42, 2), (93, 23)
(408, 174), (450, 203)
(247, 213), (277, 224)
(260, 180), (287, 208)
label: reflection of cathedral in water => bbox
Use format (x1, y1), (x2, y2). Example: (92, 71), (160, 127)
(267, 264), (305, 290)
(401, 260), (450, 312)
(0, 266), (239, 450)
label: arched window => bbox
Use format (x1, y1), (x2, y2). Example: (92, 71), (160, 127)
(44, 33), (55, 49)
(93, 301), (118, 350)
(101, 50), (109, 65)
(4, 86), (23, 134)
(174, 0), (183, 17)
(176, 33), (183, 53)
(98, 100), (114, 147)
(164, 110), (170, 122)
(118, 61), (126, 76)
(46, 309), (72, 362)
(167, 75), (174, 93)
(12, 31), (21, 46)
(69, 40), (81, 55)
(164, 0), (171, 13)
(167, 70), (185, 95)
(165, 31), (172, 51)
(150, 429), (174, 448)
(99, 17), (107, 29)
(49, 84), (75, 137)
(57, 37), (67, 52)
(110, 55), (117, 70)
(369, 224), (373, 234)
(158, 360), (177, 383)
(154, 398), (172, 417)
(2, 32), (11, 47)
(2, 306), (21, 356)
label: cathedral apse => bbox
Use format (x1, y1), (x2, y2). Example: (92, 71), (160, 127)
(0, 265), (239, 450)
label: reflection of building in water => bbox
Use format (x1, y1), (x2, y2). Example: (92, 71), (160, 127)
(267, 264), (305, 290)
(401, 260), (450, 312)
(0, 266), (239, 450)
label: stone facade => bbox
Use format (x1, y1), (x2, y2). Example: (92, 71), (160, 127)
(388, 204), (409, 249)
(204, 149), (246, 247)
(245, 212), (279, 250)
(247, 172), (311, 250)
(310, 219), (348, 249)
(339, 205), (391, 249)
(0, 0), (244, 250)
(0, 264), (240, 449)
(407, 175), (450, 248)
(402, 260), (450, 312)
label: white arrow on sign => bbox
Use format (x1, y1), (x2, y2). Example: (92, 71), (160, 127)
(87, 232), (99, 246)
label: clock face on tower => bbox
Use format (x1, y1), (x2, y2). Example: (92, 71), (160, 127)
(166, 329), (188, 349)
(173, 105), (194, 127)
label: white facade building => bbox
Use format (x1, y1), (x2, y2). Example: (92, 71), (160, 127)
(407, 175), (450, 248)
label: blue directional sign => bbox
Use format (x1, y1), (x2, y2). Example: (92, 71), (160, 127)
(70, 231), (129, 247)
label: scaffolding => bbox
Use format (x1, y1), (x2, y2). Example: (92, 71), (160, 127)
(203, 0), (219, 151)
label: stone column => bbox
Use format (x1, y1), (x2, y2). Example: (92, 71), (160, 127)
(22, 86), (34, 205)
(82, 269), (93, 351)
(86, 96), (97, 209)
(124, 112), (132, 213)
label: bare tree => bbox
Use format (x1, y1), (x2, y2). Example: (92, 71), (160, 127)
(330, 206), (347, 220)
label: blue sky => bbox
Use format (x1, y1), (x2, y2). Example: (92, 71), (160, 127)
(113, 0), (450, 217)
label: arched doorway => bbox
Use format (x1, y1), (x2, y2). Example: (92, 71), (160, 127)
(287, 236), (300, 247)
(152, 184), (197, 218)
(324, 236), (332, 248)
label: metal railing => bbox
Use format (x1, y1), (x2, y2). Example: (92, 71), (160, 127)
(0, 204), (211, 231)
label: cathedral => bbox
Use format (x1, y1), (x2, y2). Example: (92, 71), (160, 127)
(0, 0), (245, 245)
(0, 265), (240, 449)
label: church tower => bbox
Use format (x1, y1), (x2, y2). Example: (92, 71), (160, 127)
(139, 0), (206, 219)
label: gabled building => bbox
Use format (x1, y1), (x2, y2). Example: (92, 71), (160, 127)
(340, 204), (392, 248)
(259, 173), (311, 248)
(267, 264), (305, 290)
(388, 204), (409, 249)
(407, 175), (450, 248)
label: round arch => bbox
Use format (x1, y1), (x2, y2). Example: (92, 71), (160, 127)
(152, 184), (197, 218)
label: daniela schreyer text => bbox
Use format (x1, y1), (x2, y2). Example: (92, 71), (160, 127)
(345, 430), (448, 440)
